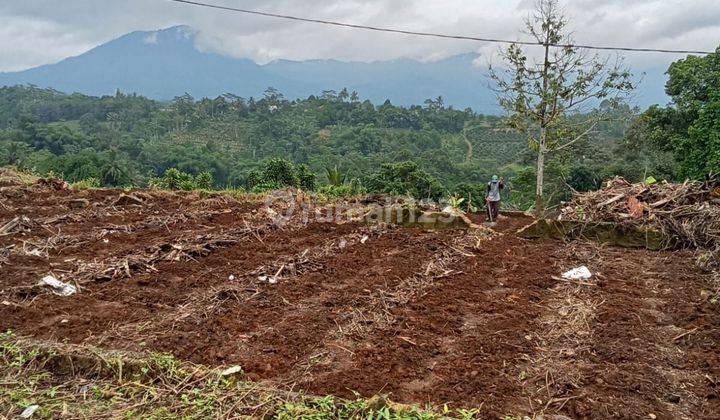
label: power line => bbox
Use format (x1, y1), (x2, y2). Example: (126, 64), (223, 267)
(166, 0), (714, 55)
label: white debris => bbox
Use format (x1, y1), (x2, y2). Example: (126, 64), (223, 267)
(561, 266), (593, 280)
(360, 235), (369, 244)
(20, 405), (39, 418)
(40, 275), (76, 296)
(220, 365), (243, 376)
(228, 274), (235, 281)
(339, 238), (348, 249)
(102, 238), (110, 244)
(441, 206), (464, 216)
(258, 273), (279, 284)
(27, 249), (43, 257)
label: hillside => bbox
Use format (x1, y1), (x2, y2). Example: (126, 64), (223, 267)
(0, 84), (649, 211)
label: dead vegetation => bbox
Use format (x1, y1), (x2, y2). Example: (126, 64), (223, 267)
(559, 176), (720, 304)
(523, 243), (603, 415)
(560, 177), (720, 256)
(72, 223), (272, 283)
(343, 231), (492, 337)
(1, 174), (718, 419)
(0, 215), (33, 236)
(0, 333), (446, 419)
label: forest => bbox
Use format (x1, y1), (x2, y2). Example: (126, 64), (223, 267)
(0, 46), (717, 210)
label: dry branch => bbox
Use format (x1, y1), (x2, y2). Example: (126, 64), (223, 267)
(560, 177), (720, 267)
(0, 215), (33, 236)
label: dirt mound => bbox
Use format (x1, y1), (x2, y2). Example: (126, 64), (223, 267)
(561, 177), (720, 254)
(0, 167), (37, 187)
(113, 193), (145, 206)
(364, 204), (491, 231)
(35, 177), (70, 190)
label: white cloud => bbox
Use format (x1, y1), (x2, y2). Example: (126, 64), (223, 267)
(0, 14), (96, 71)
(0, 0), (717, 72)
(143, 32), (158, 45)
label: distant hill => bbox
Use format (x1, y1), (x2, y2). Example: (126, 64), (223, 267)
(0, 25), (669, 113)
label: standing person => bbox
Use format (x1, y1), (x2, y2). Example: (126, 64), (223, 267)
(486, 175), (504, 221)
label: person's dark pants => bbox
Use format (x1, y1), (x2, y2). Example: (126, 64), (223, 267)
(488, 200), (500, 220)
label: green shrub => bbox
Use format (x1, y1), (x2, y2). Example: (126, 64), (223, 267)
(161, 168), (191, 190)
(452, 182), (486, 211)
(503, 166), (536, 211)
(179, 179), (196, 191)
(251, 182), (280, 194)
(295, 164), (317, 191)
(567, 165), (602, 192)
(194, 172), (213, 190)
(364, 161), (444, 200)
(245, 170), (262, 189)
(318, 184), (354, 197)
(325, 165), (346, 186)
(348, 177), (366, 195)
(151, 168), (216, 191)
(262, 158), (298, 187)
(245, 158), (320, 191)
(70, 177), (101, 190)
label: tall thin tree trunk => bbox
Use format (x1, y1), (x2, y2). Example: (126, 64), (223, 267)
(535, 22), (552, 218)
(535, 130), (546, 216)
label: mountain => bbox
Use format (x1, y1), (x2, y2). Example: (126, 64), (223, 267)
(0, 26), (669, 113)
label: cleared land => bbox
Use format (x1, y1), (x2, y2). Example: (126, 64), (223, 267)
(1, 176), (719, 419)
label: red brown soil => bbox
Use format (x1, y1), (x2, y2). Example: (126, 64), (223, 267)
(1, 184), (718, 419)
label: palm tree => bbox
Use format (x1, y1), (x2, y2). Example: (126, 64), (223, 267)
(325, 165), (346, 186)
(101, 149), (129, 186)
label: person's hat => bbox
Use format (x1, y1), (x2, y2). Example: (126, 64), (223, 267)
(491, 175), (499, 182)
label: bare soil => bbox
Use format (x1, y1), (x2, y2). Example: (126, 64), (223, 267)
(1, 183), (718, 419)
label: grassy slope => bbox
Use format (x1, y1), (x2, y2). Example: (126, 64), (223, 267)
(0, 333), (485, 419)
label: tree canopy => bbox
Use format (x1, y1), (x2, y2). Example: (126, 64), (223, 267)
(0, 74), (701, 209)
(638, 47), (720, 179)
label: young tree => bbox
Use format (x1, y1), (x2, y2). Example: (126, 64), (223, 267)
(490, 0), (634, 215)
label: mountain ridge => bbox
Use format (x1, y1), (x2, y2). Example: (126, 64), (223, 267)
(0, 25), (669, 113)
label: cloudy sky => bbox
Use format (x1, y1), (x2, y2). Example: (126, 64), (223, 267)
(1, 0), (718, 72)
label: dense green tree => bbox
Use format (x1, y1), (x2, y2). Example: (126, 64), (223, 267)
(100, 149), (131, 186)
(639, 47), (720, 179)
(364, 161), (444, 200)
(0, 141), (33, 167)
(295, 164), (317, 191)
(262, 158), (298, 187)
